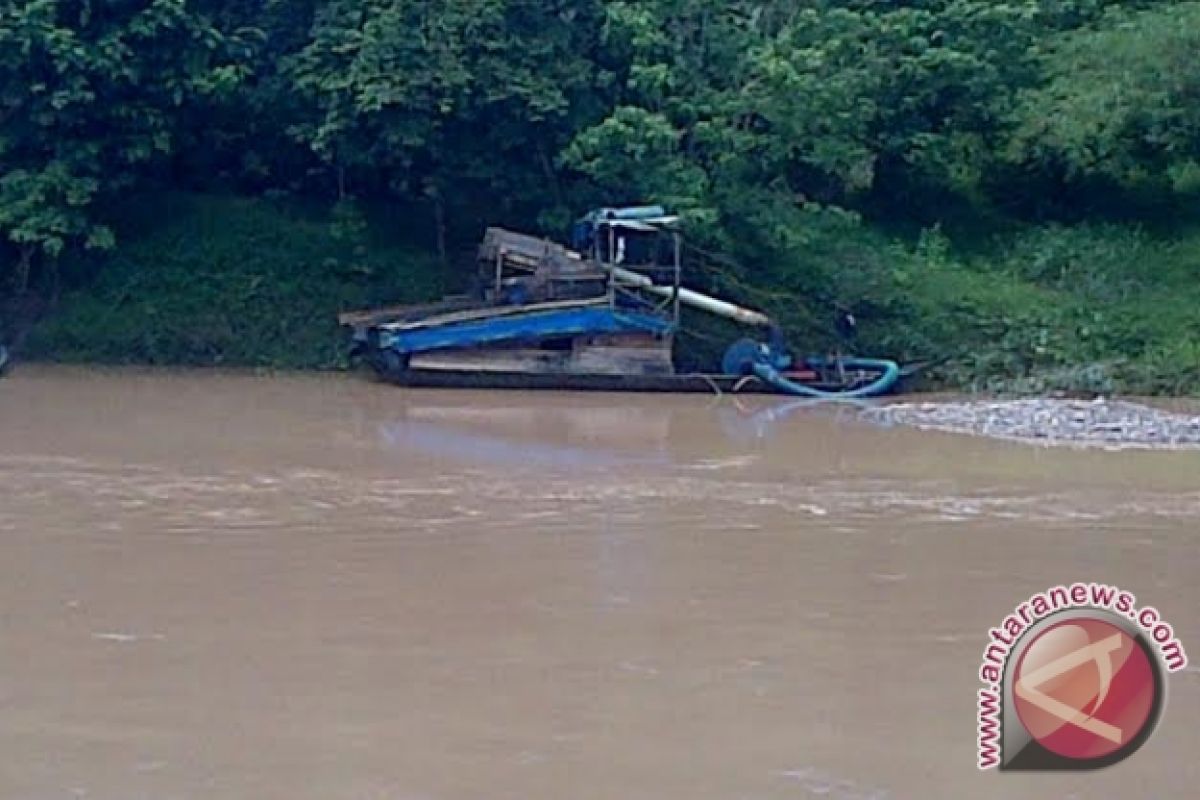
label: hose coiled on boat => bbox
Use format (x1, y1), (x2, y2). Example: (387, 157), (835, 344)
(722, 338), (900, 399)
(752, 358), (901, 400)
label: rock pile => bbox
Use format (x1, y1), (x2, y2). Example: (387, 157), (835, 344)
(862, 397), (1200, 449)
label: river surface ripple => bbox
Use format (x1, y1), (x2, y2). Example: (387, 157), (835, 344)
(1, 367), (1197, 799)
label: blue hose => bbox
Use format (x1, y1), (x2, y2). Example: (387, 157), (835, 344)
(752, 358), (901, 399)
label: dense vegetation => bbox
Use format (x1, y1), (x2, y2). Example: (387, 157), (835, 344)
(2, 1), (1199, 392)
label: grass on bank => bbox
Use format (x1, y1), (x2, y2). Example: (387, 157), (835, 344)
(679, 216), (1200, 395)
(890, 224), (1200, 395)
(23, 191), (1200, 394)
(26, 193), (449, 369)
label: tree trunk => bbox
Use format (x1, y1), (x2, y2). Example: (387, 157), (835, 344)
(433, 192), (447, 265)
(15, 244), (35, 295)
(47, 255), (61, 308)
(536, 142), (565, 208)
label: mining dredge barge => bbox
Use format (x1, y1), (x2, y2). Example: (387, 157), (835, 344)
(341, 207), (903, 398)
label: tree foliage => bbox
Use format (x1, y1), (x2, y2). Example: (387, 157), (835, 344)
(0, 0), (245, 289)
(1008, 3), (1200, 192)
(6, 0), (1196, 266)
(3, 0), (1198, 386)
(286, 0), (599, 230)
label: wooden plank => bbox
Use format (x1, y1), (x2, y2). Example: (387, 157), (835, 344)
(411, 337), (673, 377)
(573, 346), (674, 376)
(338, 296), (476, 328)
(412, 349), (571, 374)
(578, 332), (672, 349)
(380, 297), (611, 333)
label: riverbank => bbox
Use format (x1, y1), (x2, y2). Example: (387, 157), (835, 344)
(864, 397), (1200, 450)
(9, 192), (1200, 395)
(17, 193), (449, 370)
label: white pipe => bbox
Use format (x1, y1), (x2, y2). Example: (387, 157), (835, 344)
(610, 266), (773, 327)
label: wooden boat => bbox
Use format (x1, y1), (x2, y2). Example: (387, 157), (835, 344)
(341, 208), (905, 398)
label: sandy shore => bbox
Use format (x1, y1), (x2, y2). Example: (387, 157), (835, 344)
(862, 397), (1200, 449)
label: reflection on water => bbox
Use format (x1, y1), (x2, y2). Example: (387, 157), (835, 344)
(718, 397), (881, 444)
(0, 366), (1197, 800)
(379, 398), (879, 468)
(380, 404), (674, 469)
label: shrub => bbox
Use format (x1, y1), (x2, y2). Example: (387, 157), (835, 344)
(26, 193), (447, 368)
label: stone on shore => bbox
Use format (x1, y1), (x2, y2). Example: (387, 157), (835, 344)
(861, 397), (1200, 449)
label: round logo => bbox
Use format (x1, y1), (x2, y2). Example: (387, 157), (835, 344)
(1012, 617), (1160, 763)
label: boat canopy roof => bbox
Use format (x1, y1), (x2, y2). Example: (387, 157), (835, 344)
(598, 216), (680, 232)
(579, 206), (679, 231)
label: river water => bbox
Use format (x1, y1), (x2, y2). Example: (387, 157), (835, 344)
(1, 366), (1197, 799)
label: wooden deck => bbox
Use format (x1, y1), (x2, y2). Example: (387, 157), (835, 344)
(410, 332), (674, 377)
(378, 297), (612, 333)
(338, 296), (479, 329)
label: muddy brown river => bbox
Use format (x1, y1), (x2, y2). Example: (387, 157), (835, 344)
(1, 366), (1197, 799)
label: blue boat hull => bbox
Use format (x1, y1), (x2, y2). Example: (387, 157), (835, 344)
(380, 306), (674, 355)
(355, 302), (913, 397)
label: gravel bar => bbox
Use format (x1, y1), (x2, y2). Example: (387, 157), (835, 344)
(861, 398), (1200, 449)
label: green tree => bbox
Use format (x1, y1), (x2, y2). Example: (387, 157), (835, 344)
(1007, 2), (1200, 194)
(0, 0), (243, 292)
(286, 0), (600, 254)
